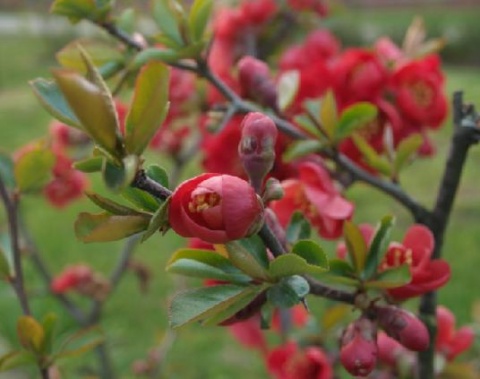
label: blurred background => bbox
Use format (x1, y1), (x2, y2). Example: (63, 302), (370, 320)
(0, 0), (480, 378)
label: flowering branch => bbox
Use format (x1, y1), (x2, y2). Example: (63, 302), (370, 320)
(132, 170), (172, 200)
(418, 91), (480, 379)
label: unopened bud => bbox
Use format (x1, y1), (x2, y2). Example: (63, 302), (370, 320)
(340, 317), (378, 377)
(263, 178), (284, 202)
(376, 306), (429, 351)
(238, 56), (278, 110)
(238, 112), (278, 192)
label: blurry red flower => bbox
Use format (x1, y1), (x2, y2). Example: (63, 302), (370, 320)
(391, 55), (447, 128)
(436, 306), (475, 361)
(44, 171), (87, 208)
(267, 341), (333, 379)
(270, 162), (354, 239)
(51, 264), (93, 293)
(240, 0), (277, 25)
(332, 49), (388, 107)
(286, 0), (328, 16)
(169, 173), (263, 243)
(228, 315), (268, 354)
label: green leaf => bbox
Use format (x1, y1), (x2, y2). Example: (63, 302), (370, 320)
(41, 313), (57, 355)
(393, 133), (423, 174)
(56, 39), (123, 74)
(146, 164), (170, 189)
(269, 254), (327, 279)
(0, 245), (12, 280)
(125, 62), (170, 155)
(286, 212), (311, 244)
(283, 140), (324, 163)
(322, 259), (359, 286)
(343, 221), (368, 274)
(141, 198), (170, 242)
(133, 44), (204, 68)
(335, 102), (378, 142)
(166, 248), (250, 283)
(277, 70), (299, 112)
(50, 0), (111, 23)
(102, 155), (139, 192)
(236, 235), (269, 269)
(75, 212), (149, 243)
(188, 0), (213, 42)
(53, 326), (104, 361)
(14, 147), (55, 193)
(319, 90), (338, 139)
(267, 275), (309, 308)
(0, 151), (15, 189)
(293, 115), (323, 139)
(363, 215), (395, 280)
(121, 187), (161, 212)
(0, 351), (36, 372)
(364, 264), (411, 289)
(86, 192), (145, 216)
(73, 156), (104, 173)
(169, 284), (260, 328)
(352, 133), (392, 176)
(224, 241), (271, 281)
(321, 304), (351, 331)
(52, 68), (123, 159)
(117, 8), (136, 34)
(30, 79), (82, 129)
(291, 240), (329, 269)
(152, 0), (184, 47)
(17, 316), (45, 353)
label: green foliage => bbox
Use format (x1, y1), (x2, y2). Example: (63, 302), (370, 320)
(364, 265), (412, 289)
(188, 0), (213, 43)
(334, 102), (378, 142)
(277, 71), (299, 112)
(125, 62), (170, 155)
(50, 0), (112, 23)
(85, 192), (145, 216)
(169, 284), (265, 328)
(14, 146), (55, 193)
(283, 140), (324, 163)
(224, 241), (271, 281)
(266, 275), (309, 308)
(286, 212), (311, 244)
(141, 198), (171, 242)
(75, 212), (150, 242)
(343, 221), (368, 274)
(102, 155), (139, 192)
(166, 248), (250, 283)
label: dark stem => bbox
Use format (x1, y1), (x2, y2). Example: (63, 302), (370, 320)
(0, 180), (31, 316)
(132, 170), (172, 200)
(17, 214), (87, 324)
(94, 343), (115, 379)
(40, 367), (49, 379)
(99, 22), (143, 51)
(417, 92), (480, 379)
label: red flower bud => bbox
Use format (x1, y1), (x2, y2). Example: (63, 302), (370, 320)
(238, 113), (278, 191)
(340, 317), (378, 377)
(376, 306), (429, 351)
(238, 56), (277, 109)
(169, 174), (264, 243)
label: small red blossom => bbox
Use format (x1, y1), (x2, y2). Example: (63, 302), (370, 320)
(436, 306), (475, 361)
(228, 315), (268, 354)
(240, 0), (277, 26)
(332, 49), (388, 107)
(391, 55), (447, 129)
(286, 0), (328, 16)
(169, 174), (263, 243)
(376, 306), (429, 352)
(51, 264), (93, 293)
(339, 317), (378, 377)
(337, 224), (450, 300)
(267, 341), (333, 379)
(238, 56), (277, 109)
(270, 162), (354, 239)
(44, 171), (87, 208)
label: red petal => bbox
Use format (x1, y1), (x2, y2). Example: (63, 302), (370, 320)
(403, 224), (434, 264)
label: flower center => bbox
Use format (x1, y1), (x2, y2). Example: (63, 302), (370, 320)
(410, 81), (433, 107)
(379, 248), (413, 272)
(188, 192), (221, 213)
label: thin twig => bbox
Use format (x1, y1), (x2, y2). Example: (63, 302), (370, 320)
(132, 170), (172, 200)
(417, 92), (480, 379)
(0, 179), (31, 316)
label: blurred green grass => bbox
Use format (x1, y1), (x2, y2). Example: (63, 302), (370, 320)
(0, 17), (480, 378)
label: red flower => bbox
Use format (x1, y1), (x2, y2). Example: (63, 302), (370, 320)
(377, 331), (412, 367)
(270, 162), (354, 239)
(228, 315), (268, 354)
(169, 174), (263, 243)
(44, 171), (87, 208)
(376, 306), (429, 352)
(240, 0), (277, 25)
(51, 264), (93, 293)
(267, 341), (333, 379)
(340, 318), (378, 377)
(337, 224), (450, 300)
(436, 306), (475, 361)
(201, 116), (296, 181)
(332, 49), (388, 107)
(391, 55), (447, 128)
